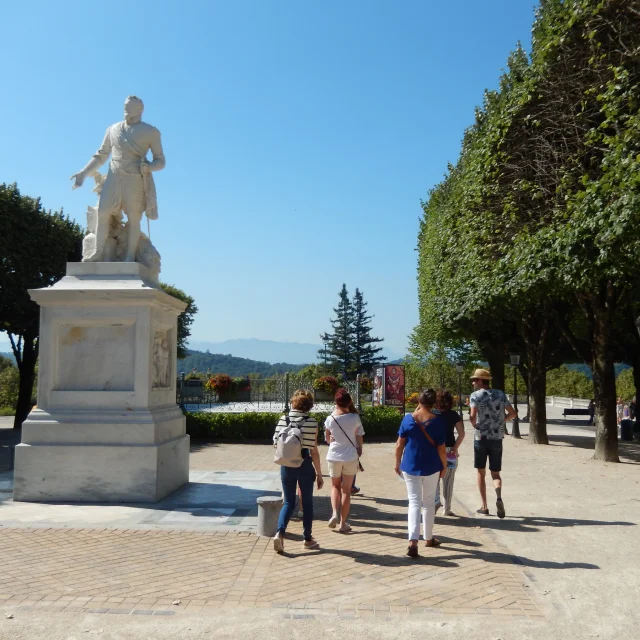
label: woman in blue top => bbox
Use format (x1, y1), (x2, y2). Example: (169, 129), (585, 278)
(395, 388), (447, 558)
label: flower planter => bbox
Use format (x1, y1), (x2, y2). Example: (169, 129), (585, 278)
(313, 390), (335, 403)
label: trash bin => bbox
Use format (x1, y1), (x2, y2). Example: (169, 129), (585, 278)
(257, 496), (283, 537)
(620, 418), (633, 442)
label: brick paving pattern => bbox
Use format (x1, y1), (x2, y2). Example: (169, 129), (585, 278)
(0, 443), (543, 618)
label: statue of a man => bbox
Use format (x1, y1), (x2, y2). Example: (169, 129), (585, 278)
(71, 96), (165, 262)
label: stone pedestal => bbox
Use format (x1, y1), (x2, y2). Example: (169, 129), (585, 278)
(13, 263), (190, 503)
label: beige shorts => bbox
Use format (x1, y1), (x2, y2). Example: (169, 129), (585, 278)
(327, 459), (359, 478)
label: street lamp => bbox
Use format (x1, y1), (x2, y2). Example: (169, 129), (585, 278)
(455, 362), (464, 417)
(509, 354), (521, 439)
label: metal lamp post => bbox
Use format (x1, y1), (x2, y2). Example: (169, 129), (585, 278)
(455, 362), (464, 417)
(509, 354), (521, 439)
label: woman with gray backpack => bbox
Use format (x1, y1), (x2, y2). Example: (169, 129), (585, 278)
(272, 389), (324, 553)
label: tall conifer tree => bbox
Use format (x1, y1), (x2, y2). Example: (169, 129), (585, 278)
(352, 288), (386, 374)
(320, 284), (354, 376)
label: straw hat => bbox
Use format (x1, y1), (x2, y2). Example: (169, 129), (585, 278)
(470, 368), (492, 381)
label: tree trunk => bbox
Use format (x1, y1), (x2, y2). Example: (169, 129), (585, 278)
(521, 315), (549, 444)
(590, 291), (619, 462)
(480, 339), (505, 392)
(13, 332), (38, 429)
(527, 362), (548, 444)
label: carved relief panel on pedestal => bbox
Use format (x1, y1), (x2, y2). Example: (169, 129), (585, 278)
(152, 329), (172, 388)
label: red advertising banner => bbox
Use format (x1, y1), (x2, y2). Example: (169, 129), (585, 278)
(384, 365), (405, 411)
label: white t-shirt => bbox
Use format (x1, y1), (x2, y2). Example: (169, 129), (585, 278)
(324, 412), (365, 462)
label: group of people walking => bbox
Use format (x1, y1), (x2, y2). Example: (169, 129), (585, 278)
(272, 367), (515, 557)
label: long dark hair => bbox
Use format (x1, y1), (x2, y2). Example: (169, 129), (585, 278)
(419, 388), (437, 408)
(436, 389), (454, 412)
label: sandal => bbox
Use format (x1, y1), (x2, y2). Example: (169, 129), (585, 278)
(425, 537), (441, 547)
(407, 544), (419, 558)
(476, 508), (489, 515)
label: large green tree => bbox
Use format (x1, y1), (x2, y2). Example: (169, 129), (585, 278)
(159, 283), (198, 360)
(414, 0), (640, 460)
(508, 0), (640, 460)
(0, 183), (83, 428)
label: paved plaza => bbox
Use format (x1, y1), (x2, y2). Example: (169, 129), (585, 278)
(0, 410), (639, 639)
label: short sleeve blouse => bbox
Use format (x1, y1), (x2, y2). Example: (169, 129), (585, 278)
(398, 414), (446, 476)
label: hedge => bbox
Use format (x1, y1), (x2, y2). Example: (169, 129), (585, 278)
(185, 405), (404, 441)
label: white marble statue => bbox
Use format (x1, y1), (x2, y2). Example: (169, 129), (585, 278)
(82, 173), (161, 282)
(71, 96), (165, 264)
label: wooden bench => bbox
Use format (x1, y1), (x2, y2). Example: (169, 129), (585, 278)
(562, 408), (590, 417)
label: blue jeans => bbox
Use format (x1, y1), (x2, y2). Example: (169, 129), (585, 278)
(277, 456), (316, 541)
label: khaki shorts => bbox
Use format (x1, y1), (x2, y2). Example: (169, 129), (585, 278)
(328, 459), (359, 478)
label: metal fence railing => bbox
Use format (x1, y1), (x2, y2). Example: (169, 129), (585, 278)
(176, 374), (359, 413)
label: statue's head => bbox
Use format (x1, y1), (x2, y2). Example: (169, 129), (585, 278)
(124, 96), (144, 122)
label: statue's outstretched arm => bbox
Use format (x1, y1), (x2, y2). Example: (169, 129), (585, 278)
(71, 128), (112, 189)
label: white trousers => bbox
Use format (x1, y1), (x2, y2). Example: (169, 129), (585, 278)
(403, 471), (439, 541)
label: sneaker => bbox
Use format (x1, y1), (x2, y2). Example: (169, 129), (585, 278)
(328, 515), (339, 529)
(303, 538), (319, 550)
(338, 522), (352, 533)
(273, 532), (284, 554)
(496, 499), (506, 519)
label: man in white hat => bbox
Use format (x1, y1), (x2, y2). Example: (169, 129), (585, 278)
(469, 368), (517, 518)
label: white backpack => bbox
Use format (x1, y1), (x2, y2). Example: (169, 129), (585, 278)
(274, 416), (305, 467)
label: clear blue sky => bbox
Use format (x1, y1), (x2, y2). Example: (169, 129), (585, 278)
(0, 0), (535, 356)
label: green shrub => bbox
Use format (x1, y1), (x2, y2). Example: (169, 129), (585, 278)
(0, 366), (19, 412)
(185, 405), (403, 441)
(0, 406), (15, 416)
(360, 406), (404, 439)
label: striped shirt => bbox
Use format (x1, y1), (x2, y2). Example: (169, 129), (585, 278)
(273, 410), (318, 449)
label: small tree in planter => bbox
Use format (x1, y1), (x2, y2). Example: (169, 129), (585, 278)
(406, 392), (419, 410)
(360, 374), (373, 401)
(313, 375), (339, 402)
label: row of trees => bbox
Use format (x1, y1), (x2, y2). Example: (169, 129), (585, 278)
(320, 284), (386, 376)
(0, 183), (197, 427)
(412, 0), (640, 461)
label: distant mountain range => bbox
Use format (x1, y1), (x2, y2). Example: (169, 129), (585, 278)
(178, 350), (305, 377)
(566, 363), (630, 380)
(188, 338), (404, 365)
